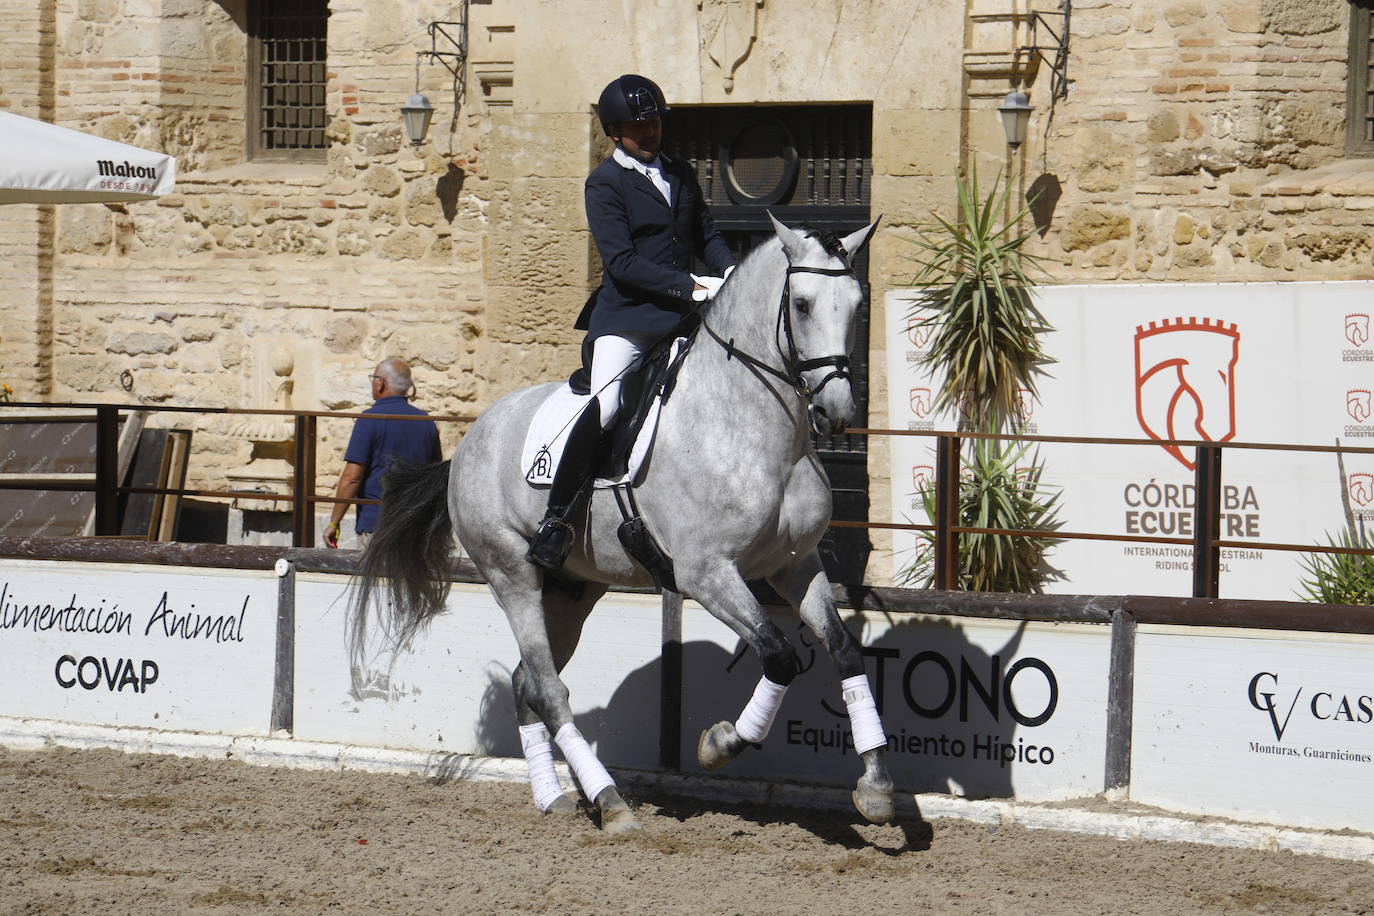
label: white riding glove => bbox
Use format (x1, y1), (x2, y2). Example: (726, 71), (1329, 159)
(690, 265), (735, 302)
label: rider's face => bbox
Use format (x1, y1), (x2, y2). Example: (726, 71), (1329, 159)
(613, 117), (662, 162)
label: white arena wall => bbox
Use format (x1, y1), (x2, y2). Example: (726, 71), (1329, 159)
(4, 552), (1374, 836)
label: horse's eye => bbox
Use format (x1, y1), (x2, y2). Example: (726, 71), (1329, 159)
(794, 297), (811, 316)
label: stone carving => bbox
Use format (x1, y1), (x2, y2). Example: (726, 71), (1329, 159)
(698, 0), (764, 93)
(223, 343), (299, 540)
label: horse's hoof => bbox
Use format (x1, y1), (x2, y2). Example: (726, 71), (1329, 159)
(697, 720), (746, 771)
(543, 794), (579, 816)
(852, 776), (895, 825)
(601, 806), (642, 835)
(594, 786), (641, 835)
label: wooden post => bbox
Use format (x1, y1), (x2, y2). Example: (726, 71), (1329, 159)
(1192, 445), (1222, 599)
(292, 414), (317, 548)
(271, 558), (296, 734)
(1104, 607), (1136, 793)
(94, 406), (120, 536)
(934, 434), (961, 590)
(659, 589), (683, 770)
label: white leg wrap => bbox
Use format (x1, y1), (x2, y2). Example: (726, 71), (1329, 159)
(554, 723), (615, 803)
(734, 675), (789, 744)
(519, 724), (566, 812)
(842, 675), (888, 754)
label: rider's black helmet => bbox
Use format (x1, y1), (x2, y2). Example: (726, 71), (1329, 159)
(596, 74), (669, 135)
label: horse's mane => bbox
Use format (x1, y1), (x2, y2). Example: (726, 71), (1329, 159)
(799, 226), (848, 261)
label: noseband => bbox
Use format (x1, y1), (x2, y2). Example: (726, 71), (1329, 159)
(702, 260), (855, 408)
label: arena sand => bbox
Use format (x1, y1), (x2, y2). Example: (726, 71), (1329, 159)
(2, 746), (1372, 915)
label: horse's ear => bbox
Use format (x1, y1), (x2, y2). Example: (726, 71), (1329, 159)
(767, 210), (807, 261)
(841, 216), (881, 259)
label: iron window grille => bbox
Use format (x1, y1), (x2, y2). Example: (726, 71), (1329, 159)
(1349, 1), (1374, 156)
(248, 0), (329, 159)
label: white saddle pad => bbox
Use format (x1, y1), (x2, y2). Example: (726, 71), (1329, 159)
(520, 337), (683, 489)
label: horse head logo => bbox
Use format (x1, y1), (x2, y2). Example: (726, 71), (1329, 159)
(912, 464), (935, 493)
(1347, 313), (1370, 348)
(955, 387), (977, 422)
(1349, 390), (1372, 424)
(907, 320), (933, 349)
(1014, 387), (1035, 422)
(1351, 473), (1374, 508)
(1135, 318), (1241, 470)
(909, 388), (933, 419)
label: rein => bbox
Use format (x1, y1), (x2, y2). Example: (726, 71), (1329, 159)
(701, 261), (855, 406)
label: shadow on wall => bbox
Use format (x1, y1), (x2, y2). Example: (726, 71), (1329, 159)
(436, 163), (465, 223)
(1027, 173), (1062, 238)
(468, 611), (1040, 801)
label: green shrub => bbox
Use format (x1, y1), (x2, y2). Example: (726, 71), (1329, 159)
(1298, 527), (1374, 605)
(902, 437), (1062, 593)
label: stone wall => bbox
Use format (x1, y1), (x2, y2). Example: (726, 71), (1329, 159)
(1022, 0), (1373, 281)
(0, 0), (53, 398)
(5, 0), (500, 491)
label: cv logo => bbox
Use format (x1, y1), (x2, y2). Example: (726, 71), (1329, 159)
(1248, 672), (1301, 741)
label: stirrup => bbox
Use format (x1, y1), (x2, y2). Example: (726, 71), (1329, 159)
(526, 516), (576, 571)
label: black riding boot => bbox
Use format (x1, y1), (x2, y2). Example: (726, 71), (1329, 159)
(527, 401), (603, 570)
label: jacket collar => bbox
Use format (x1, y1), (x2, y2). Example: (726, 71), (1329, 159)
(613, 147), (678, 209)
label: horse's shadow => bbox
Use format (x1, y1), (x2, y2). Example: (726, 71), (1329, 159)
(466, 608), (1031, 851)
(467, 641), (928, 850)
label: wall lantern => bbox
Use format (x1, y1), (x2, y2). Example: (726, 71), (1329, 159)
(401, 93), (435, 148)
(402, 17), (469, 149)
(997, 91), (1034, 152)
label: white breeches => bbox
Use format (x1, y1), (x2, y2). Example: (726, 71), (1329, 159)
(590, 332), (653, 429)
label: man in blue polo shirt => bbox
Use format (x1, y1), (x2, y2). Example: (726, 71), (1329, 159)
(323, 358), (441, 548)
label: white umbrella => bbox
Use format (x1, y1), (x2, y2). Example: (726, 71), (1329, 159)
(0, 110), (176, 204)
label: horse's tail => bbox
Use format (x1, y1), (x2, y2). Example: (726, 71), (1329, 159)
(346, 458), (454, 673)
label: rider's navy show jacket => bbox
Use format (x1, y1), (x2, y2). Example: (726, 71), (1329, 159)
(577, 152), (735, 343)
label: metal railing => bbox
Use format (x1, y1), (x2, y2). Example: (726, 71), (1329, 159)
(3, 399), (1373, 599)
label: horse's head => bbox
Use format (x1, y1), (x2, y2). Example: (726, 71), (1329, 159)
(767, 212), (880, 437)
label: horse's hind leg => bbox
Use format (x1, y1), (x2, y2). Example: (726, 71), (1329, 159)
(493, 567), (640, 834)
(768, 552), (895, 825)
(678, 561), (803, 771)
(512, 579), (606, 817)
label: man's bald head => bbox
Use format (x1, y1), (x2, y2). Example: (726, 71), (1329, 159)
(373, 358), (414, 398)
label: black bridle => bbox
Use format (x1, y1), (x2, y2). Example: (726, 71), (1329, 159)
(701, 260), (856, 407)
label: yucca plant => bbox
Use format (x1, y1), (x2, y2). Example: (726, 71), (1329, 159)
(907, 169), (1052, 430)
(901, 168), (1061, 592)
(1298, 443), (1374, 605)
(902, 438), (1062, 592)
(1298, 528), (1374, 605)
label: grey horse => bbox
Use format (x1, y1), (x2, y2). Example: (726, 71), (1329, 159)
(349, 215), (895, 834)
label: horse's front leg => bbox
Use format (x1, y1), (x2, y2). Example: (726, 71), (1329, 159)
(768, 552), (895, 825)
(488, 563), (639, 834)
(678, 560), (803, 771)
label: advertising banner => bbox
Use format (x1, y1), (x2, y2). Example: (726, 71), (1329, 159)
(886, 282), (1374, 599)
(1132, 625), (1374, 833)
(0, 559), (277, 734)
(291, 577), (665, 768)
(681, 607), (1110, 801)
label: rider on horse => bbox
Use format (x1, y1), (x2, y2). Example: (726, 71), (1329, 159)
(526, 74), (736, 570)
